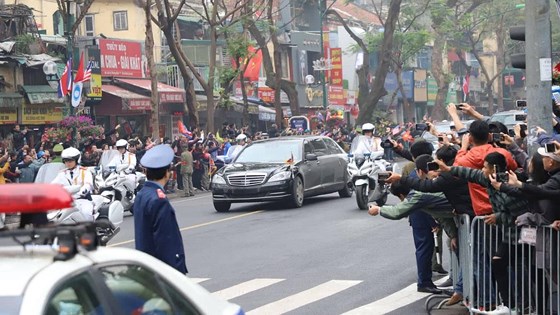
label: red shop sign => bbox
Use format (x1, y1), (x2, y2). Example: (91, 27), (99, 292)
(100, 39), (143, 78)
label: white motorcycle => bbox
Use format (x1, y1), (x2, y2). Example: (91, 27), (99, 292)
(347, 151), (392, 210)
(95, 164), (145, 214)
(46, 185), (123, 246)
(95, 150), (146, 214)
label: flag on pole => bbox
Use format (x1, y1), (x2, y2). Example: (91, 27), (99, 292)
(58, 57), (72, 97)
(462, 73), (470, 102)
(82, 60), (93, 82)
(73, 52), (86, 83)
(177, 120), (193, 138)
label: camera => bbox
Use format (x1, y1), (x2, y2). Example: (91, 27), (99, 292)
(496, 172), (509, 183)
(492, 133), (504, 143)
(415, 123), (429, 132)
(377, 172), (391, 184)
(427, 161), (439, 171)
(516, 100), (527, 108)
(545, 143), (556, 153)
(381, 139), (394, 149)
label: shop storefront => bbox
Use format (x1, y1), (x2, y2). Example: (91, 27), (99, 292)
(95, 85), (151, 136)
(0, 93), (21, 138)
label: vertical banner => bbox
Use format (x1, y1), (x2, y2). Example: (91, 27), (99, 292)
(330, 48), (343, 87)
(323, 26), (330, 81)
(87, 48), (102, 101)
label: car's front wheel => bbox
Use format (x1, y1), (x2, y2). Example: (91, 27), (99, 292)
(288, 176), (304, 208)
(213, 200), (231, 212)
(338, 181), (353, 198)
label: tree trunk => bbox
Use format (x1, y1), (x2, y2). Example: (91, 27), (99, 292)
(162, 28), (199, 127)
(145, 0), (159, 140)
(241, 77), (250, 126)
(430, 33), (447, 121)
(356, 0), (402, 125)
(496, 25), (505, 111)
(395, 66), (412, 122)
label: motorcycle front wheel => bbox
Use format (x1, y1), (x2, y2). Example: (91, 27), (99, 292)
(355, 185), (369, 210)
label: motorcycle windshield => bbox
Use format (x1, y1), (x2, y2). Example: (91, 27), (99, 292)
(34, 162), (65, 183)
(99, 149), (120, 168)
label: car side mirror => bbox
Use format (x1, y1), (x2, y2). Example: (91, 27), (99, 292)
(305, 153), (318, 161)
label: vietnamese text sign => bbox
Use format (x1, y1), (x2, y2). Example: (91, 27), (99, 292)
(330, 48), (343, 87)
(100, 39), (143, 78)
(328, 86), (345, 105)
(87, 48), (102, 100)
(22, 104), (63, 124)
(0, 108), (17, 124)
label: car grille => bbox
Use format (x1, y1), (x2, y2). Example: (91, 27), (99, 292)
(227, 173), (267, 186)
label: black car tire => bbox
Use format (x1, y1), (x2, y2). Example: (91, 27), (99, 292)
(289, 176), (304, 208)
(214, 200), (231, 212)
(338, 182), (353, 198)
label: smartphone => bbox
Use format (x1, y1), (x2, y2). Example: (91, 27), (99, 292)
(455, 104), (464, 110)
(492, 133), (503, 143)
(516, 100), (527, 108)
(377, 172), (391, 183)
(438, 136), (444, 142)
(515, 114), (527, 122)
(545, 143), (556, 153)
(415, 123), (428, 131)
(496, 172), (509, 183)
(553, 92), (560, 105)
(427, 161), (439, 171)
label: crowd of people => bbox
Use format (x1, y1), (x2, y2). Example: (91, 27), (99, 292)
(366, 102), (560, 314)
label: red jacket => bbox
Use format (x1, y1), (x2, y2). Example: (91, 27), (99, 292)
(454, 144), (517, 216)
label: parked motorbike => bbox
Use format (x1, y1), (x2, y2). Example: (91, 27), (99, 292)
(46, 185), (123, 246)
(347, 151), (392, 210)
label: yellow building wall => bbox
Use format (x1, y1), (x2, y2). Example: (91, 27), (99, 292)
(8, 0), (161, 60)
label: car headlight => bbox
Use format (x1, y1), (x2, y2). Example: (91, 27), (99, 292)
(213, 174), (226, 184)
(268, 171), (292, 182)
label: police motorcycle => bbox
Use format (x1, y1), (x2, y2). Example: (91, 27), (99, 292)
(347, 124), (392, 210)
(95, 148), (146, 214)
(36, 149), (123, 246)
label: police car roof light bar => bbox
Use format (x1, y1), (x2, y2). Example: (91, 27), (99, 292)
(0, 184), (73, 213)
(0, 223), (99, 261)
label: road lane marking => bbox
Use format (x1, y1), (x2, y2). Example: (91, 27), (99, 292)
(246, 280), (362, 315)
(212, 278), (285, 301)
(172, 194), (211, 204)
(189, 278), (210, 284)
(108, 210), (264, 247)
(342, 276), (449, 315)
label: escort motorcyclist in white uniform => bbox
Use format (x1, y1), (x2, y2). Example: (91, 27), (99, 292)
(351, 123), (384, 156)
(51, 147), (95, 221)
(108, 139), (138, 196)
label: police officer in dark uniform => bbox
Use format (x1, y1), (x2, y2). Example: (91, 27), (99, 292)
(133, 144), (188, 274)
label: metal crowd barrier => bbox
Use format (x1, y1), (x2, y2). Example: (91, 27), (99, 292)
(465, 216), (559, 315)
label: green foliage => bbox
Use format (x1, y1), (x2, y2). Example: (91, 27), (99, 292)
(14, 34), (36, 54)
(217, 66), (239, 87)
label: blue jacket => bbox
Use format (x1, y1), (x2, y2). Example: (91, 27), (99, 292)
(133, 181), (188, 273)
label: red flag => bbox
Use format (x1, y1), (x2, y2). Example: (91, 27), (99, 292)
(177, 120), (192, 138)
(240, 47), (262, 81)
(73, 52), (85, 83)
(58, 58), (72, 97)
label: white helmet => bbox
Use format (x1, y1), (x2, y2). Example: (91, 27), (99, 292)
(236, 134), (247, 142)
(362, 123), (375, 133)
(116, 139), (128, 149)
(61, 147), (81, 161)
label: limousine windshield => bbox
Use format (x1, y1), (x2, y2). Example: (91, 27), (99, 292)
(235, 140), (302, 163)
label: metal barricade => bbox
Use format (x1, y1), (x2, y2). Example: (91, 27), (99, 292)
(466, 216), (559, 315)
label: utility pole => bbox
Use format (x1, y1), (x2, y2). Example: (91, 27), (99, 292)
(319, 0), (328, 109)
(525, 0), (552, 155)
(65, 0), (77, 145)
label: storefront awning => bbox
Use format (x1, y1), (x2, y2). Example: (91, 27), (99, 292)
(115, 78), (185, 104)
(21, 85), (64, 104)
(102, 85), (151, 111)
(0, 92), (23, 108)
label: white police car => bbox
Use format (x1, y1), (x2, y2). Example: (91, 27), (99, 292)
(0, 184), (244, 315)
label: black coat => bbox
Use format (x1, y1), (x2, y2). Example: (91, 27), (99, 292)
(400, 171), (474, 217)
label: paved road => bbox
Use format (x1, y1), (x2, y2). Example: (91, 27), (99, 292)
(108, 189), (461, 314)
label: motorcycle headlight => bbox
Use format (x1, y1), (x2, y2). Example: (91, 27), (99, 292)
(269, 171), (291, 182)
(213, 174), (226, 184)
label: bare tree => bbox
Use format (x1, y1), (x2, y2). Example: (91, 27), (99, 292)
(144, 0), (159, 140)
(327, 0), (403, 124)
